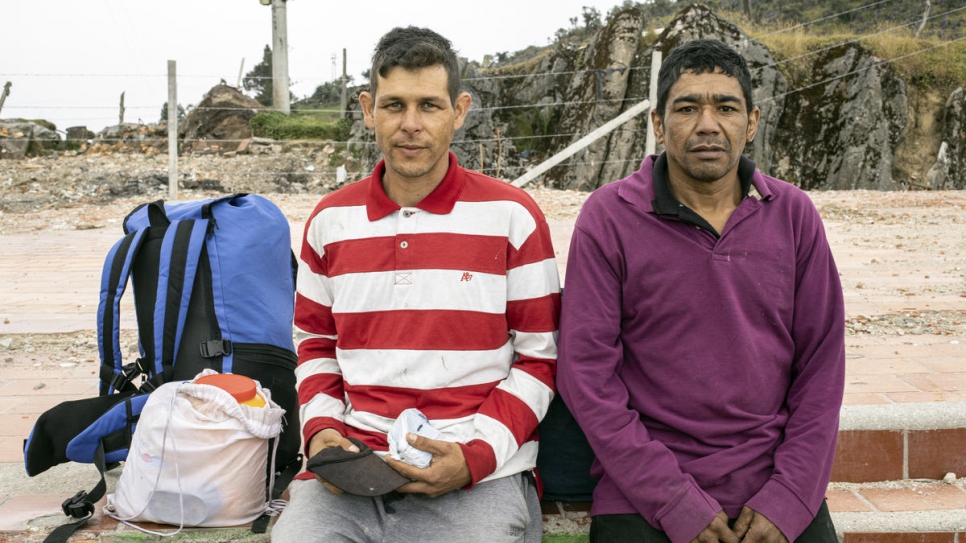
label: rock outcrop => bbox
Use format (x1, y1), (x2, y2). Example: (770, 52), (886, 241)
(926, 87), (965, 189)
(340, 3), (960, 192)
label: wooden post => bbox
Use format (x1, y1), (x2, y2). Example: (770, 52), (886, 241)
(167, 60), (178, 200)
(341, 48), (348, 119)
(915, 0), (931, 38)
(496, 126), (502, 180)
(511, 99), (650, 188)
(118, 92), (126, 125)
(0, 82), (11, 116)
(237, 58), (245, 88)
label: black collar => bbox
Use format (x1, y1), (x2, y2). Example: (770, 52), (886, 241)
(651, 152), (758, 236)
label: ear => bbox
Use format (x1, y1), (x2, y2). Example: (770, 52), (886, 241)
(650, 108), (665, 145)
(746, 106), (761, 143)
(359, 91), (376, 129)
(452, 92), (472, 131)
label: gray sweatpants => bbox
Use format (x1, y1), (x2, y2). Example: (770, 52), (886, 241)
(270, 472), (543, 543)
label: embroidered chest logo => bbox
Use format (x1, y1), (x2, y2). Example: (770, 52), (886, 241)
(460, 272), (473, 282)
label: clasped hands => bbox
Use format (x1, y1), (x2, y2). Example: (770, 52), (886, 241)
(690, 508), (789, 543)
(308, 428), (471, 499)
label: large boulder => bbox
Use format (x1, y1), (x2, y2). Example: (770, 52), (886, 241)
(770, 43), (907, 190)
(181, 85), (265, 152)
(553, 6), (646, 191)
(0, 121), (62, 159)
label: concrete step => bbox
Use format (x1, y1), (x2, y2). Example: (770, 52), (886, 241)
(541, 477), (966, 541)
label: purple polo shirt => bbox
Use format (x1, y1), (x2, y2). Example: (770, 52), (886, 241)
(556, 154), (845, 542)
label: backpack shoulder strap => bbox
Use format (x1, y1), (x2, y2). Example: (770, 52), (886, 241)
(146, 218), (210, 388)
(97, 229), (148, 395)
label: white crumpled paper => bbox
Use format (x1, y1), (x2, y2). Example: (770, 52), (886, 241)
(387, 408), (443, 468)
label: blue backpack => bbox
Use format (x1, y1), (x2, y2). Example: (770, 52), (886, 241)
(23, 194), (301, 539)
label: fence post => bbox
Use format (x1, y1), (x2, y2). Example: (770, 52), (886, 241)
(510, 99), (650, 188)
(167, 60), (178, 200)
(0, 82), (11, 116)
(645, 50), (662, 156)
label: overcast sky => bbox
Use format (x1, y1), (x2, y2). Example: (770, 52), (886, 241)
(1, 0), (626, 133)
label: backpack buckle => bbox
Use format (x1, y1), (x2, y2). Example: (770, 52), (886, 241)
(109, 360), (144, 391)
(61, 491), (94, 519)
(200, 339), (232, 358)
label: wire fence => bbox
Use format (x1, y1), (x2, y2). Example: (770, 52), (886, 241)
(2, 0), (960, 176)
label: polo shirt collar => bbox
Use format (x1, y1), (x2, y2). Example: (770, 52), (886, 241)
(651, 152), (761, 215)
(366, 151), (465, 221)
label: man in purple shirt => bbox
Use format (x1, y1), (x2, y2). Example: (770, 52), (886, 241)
(556, 39), (845, 543)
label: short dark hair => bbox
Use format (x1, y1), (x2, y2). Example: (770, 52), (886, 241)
(369, 26), (462, 105)
(655, 39), (754, 120)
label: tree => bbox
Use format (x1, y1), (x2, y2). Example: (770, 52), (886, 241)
(243, 45), (273, 107)
(310, 76), (355, 104)
(582, 6), (602, 31)
(159, 101), (188, 124)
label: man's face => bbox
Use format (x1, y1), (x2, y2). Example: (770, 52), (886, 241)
(359, 65), (470, 187)
(652, 69), (760, 185)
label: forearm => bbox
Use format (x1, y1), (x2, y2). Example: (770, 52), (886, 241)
(748, 226), (845, 540)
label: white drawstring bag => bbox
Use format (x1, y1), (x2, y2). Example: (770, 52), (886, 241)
(105, 370), (285, 534)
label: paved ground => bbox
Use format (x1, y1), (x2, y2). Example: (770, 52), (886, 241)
(1, 190), (965, 541)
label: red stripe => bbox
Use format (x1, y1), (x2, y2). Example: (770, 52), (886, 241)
(344, 427), (390, 452)
(325, 233), (509, 277)
(345, 381), (499, 420)
(479, 387), (540, 446)
(507, 222), (555, 268)
(513, 357), (557, 390)
(298, 372), (344, 406)
(296, 337), (335, 367)
(325, 237), (396, 275)
(300, 236), (327, 276)
(336, 310), (508, 350)
(303, 417), (347, 449)
(507, 292), (560, 333)
(295, 293), (336, 336)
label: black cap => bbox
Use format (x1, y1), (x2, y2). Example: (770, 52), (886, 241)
(305, 437), (411, 496)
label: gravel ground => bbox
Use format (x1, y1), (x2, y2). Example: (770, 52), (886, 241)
(2, 151), (965, 344)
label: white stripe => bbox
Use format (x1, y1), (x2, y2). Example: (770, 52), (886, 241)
(330, 270), (507, 313)
(462, 413), (518, 467)
(338, 343), (514, 389)
(310, 200), (538, 246)
(506, 202), (538, 249)
(507, 258), (560, 301)
(309, 205), (396, 246)
(510, 330), (558, 362)
(294, 357), (341, 389)
(496, 368), (554, 419)
(293, 326), (337, 348)
(482, 441), (539, 483)
(297, 262), (334, 307)
(300, 393), (346, 431)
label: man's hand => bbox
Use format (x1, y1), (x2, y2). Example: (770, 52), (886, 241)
(307, 428), (359, 495)
(690, 511), (739, 543)
(732, 506), (789, 543)
(384, 433), (472, 498)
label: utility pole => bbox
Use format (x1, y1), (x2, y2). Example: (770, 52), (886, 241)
(119, 92), (126, 125)
(340, 48), (348, 119)
(271, 0), (290, 114)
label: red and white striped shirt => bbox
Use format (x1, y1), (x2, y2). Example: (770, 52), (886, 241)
(295, 153), (560, 485)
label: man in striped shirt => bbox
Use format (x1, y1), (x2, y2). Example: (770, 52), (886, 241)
(270, 27), (560, 543)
